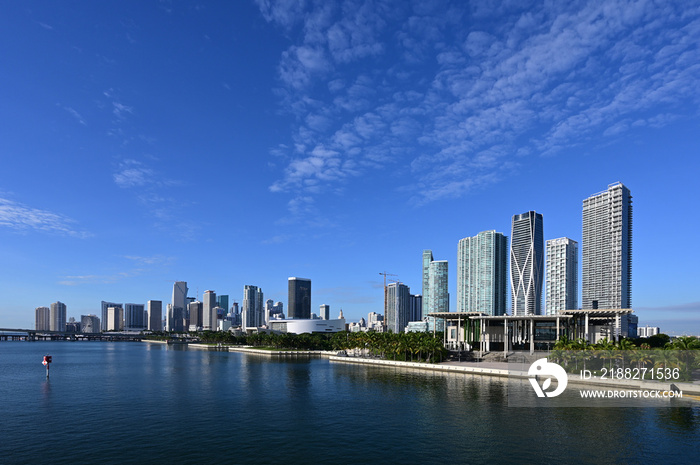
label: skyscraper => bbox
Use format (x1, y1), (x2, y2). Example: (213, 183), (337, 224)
(172, 281), (188, 309)
(203, 290), (217, 331)
(35, 307), (50, 331)
(50, 301), (67, 332)
(545, 238), (578, 314)
(147, 300), (163, 331)
(510, 211), (544, 316)
(386, 282), (411, 333)
(288, 277), (311, 319)
(409, 295), (422, 322)
(457, 230), (508, 316)
(582, 182), (632, 309)
(272, 301), (284, 319)
(81, 314), (100, 333)
(242, 285), (264, 328)
(107, 306), (124, 331)
(166, 304), (185, 332)
(188, 301), (203, 331)
(319, 304), (330, 320)
(217, 295), (229, 313)
(422, 250), (433, 319)
(428, 260), (449, 313)
(265, 299), (274, 324)
(124, 303), (146, 331)
(101, 301), (121, 332)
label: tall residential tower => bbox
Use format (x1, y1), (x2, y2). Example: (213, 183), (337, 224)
(545, 238), (578, 314)
(510, 211), (544, 316)
(428, 260), (449, 313)
(582, 182), (632, 309)
(457, 230), (508, 316)
(385, 282), (411, 333)
(50, 301), (67, 332)
(421, 250), (433, 318)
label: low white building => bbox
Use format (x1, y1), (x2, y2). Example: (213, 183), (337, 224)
(268, 318), (345, 334)
(637, 325), (660, 338)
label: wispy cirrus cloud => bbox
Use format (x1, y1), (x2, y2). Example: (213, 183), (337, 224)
(259, 0), (700, 208)
(112, 158), (197, 240)
(0, 197), (91, 238)
(113, 159), (155, 188)
(62, 106), (87, 126)
(58, 255), (175, 286)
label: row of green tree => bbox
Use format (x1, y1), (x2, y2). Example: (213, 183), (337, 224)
(333, 330), (448, 363)
(552, 334), (699, 351)
(551, 335), (700, 381)
(144, 330), (448, 363)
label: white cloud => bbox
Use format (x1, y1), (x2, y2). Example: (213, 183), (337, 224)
(58, 255), (175, 286)
(113, 160), (154, 188)
(0, 198), (91, 238)
(63, 106), (86, 126)
(260, 0), (700, 208)
(112, 101), (134, 118)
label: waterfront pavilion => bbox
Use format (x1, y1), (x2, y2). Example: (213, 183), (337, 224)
(429, 309), (636, 356)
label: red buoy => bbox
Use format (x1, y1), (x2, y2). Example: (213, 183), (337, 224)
(42, 355), (52, 378)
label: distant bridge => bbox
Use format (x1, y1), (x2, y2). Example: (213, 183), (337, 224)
(0, 328), (143, 342)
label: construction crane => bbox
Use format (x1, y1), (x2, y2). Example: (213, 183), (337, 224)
(379, 272), (398, 330)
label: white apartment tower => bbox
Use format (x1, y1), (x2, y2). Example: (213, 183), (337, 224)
(35, 307), (51, 331)
(202, 290), (217, 331)
(582, 182), (632, 309)
(50, 301), (67, 332)
(545, 238), (578, 314)
(319, 304), (330, 320)
(386, 282), (411, 334)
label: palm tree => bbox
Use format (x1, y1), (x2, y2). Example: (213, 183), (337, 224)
(664, 336), (699, 380)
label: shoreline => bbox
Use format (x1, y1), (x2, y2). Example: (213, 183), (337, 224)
(139, 340), (700, 396)
(329, 355), (700, 395)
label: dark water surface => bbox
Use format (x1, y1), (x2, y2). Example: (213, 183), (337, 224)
(1, 342), (698, 464)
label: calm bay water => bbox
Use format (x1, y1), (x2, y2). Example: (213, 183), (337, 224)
(1, 341), (698, 464)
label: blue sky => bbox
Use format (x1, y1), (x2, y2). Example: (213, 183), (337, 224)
(1, 0), (699, 335)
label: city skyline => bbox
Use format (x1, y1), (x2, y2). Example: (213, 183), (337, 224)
(1, 2), (699, 334)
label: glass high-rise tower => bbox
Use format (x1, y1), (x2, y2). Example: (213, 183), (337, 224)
(582, 182), (632, 309)
(288, 277), (311, 319)
(457, 230), (508, 315)
(428, 260), (449, 313)
(421, 250), (433, 319)
(510, 211), (544, 316)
